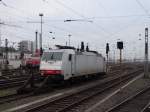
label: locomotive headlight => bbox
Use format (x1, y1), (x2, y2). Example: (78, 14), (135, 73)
(40, 70), (44, 75)
(55, 70), (61, 74)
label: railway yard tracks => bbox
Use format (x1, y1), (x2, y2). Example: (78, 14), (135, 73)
(0, 64), (146, 112)
(0, 75), (29, 89)
(22, 69), (142, 112)
(0, 93), (33, 105)
(0, 69), (124, 105)
(106, 85), (150, 112)
(0, 69), (41, 90)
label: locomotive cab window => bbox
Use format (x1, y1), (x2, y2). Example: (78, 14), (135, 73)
(68, 54), (72, 61)
(42, 52), (63, 61)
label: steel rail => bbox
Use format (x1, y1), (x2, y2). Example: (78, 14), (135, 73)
(106, 83), (150, 112)
(24, 69), (142, 112)
(0, 69), (123, 105)
(141, 102), (150, 112)
(0, 93), (33, 105)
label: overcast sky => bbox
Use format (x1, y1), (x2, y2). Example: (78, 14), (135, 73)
(0, 0), (150, 59)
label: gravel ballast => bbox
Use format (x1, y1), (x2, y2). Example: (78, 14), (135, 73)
(86, 73), (150, 112)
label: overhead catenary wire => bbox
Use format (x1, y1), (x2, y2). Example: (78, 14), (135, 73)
(96, 0), (110, 16)
(3, 31), (34, 41)
(109, 17), (144, 41)
(54, 0), (86, 19)
(42, 0), (98, 37)
(95, 0), (136, 37)
(42, 0), (149, 45)
(53, 0), (150, 39)
(51, 0), (112, 36)
(0, 0), (9, 7)
(42, 0), (108, 40)
(135, 0), (150, 16)
(0, 1), (40, 38)
(89, 14), (148, 19)
(44, 23), (86, 39)
(0, 20), (37, 36)
(0, 22), (22, 28)
(0, 0), (34, 19)
(1, 0), (149, 51)
(1, 1), (79, 41)
(0, 0), (93, 48)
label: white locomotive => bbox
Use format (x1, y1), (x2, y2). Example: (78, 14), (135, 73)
(40, 45), (106, 81)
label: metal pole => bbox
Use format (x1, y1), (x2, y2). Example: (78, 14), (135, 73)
(106, 53), (108, 72)
(0, 19), (2, 54)
(119, 49), (122, 91)
(113, 44), (115, 63)
(40, 16), (42, 48)
(39, 33), (42, 50)
(0, 20), (1, 48)
(35, 31), (38, 52)
(39, 13), (43, 53)
(68, 34), (71, 46)
(5, 39), (8, 70)
(120, 49), (122, 64)
(144, 28), (149, 78)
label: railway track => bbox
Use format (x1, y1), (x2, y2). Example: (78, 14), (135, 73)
(1, 69), (23, 76)
(23, 69), (142, 112)
(0, 93), (33, 105)
(0, 63), (135, 90)
(0, 68), (136, 106)
(0, 76), (29, 89)
(106, 84), (150, 112)
(0, 69), (122, 105)
(141, 102), (150, 112)
(0, 71), (41, 90)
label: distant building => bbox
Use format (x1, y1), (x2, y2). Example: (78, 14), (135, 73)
(19, 40), (33, 53)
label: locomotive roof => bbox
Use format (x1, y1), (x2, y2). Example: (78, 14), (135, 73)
(44, 47), (102, 57)
(78, 51), (102, 56)
(44, 49), (75, 53)
(55, 45), (76, 50)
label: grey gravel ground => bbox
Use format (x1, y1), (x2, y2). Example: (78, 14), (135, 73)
(0, 63), (137, 112)
(109, 87), (150, 112)
(0, 70), (127, 112)
(60, 72), (143, 112)
(86, 74), (150, 112)
(0, 73), (113, 111)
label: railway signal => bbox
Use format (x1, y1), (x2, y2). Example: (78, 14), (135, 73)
(106, 43), (109, 72)
(106, 43), (109, 59)
(117, 41), (123, 90)
(117, 41), (123, 64)
(81, 42), (84, 51)
(144, 28), (149, 78)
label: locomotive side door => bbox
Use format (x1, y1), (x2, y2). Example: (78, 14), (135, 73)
(68, 54), (75, 76)
(64, 54), (72, 79)
(68, 54), (72, 75)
